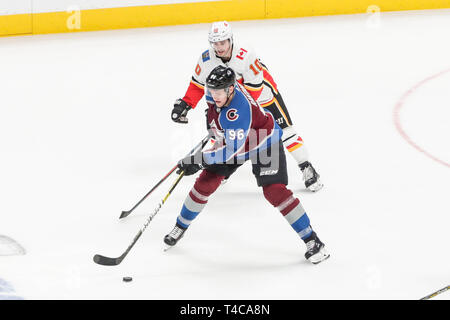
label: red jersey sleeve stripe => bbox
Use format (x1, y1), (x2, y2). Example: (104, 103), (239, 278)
(182, 80), (205, 109)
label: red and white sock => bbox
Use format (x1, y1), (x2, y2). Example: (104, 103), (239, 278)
(282, 126), (309, 165)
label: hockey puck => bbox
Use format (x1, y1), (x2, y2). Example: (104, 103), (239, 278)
(123, 277), (133, 282)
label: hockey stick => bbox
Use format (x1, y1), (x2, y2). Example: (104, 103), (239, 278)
(119, 136), (209, 219)
(420, 285), (450, 300)
(94, 171), (186, 266)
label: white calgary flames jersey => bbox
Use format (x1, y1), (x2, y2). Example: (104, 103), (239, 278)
(190, 43), (276, 106)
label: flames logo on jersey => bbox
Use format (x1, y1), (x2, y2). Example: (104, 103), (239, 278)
(226, 109), (239, 121)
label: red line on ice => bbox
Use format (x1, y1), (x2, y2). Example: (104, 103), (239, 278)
(393, 68), (450, 168)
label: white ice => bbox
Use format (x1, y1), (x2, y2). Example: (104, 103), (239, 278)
(0, 9), (449, 300)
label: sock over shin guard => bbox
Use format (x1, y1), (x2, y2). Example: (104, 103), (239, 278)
(282, 126), (309, 165)
(176, 170), (224, 229)
(262, 183), (313, 240)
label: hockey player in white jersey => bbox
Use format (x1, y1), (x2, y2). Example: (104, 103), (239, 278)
(171, 21), (323, 192)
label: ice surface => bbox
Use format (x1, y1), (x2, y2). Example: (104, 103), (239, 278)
(0, 9), (449, 300)
(0, 235), (26, 256)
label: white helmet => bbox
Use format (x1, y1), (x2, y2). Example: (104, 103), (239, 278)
(208, 21), (233, 46)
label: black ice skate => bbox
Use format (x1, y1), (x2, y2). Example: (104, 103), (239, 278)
(299, 161), (323, 192)
(163, 224), (187, 250)
(304, 231), (330, 264)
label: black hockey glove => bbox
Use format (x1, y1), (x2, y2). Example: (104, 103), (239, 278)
(171, 99), (191, 124)
(177, 153), (206, 176)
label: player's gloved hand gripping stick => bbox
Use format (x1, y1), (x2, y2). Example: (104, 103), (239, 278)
(119, 135), (210, 219)
(176, 151), (208, 176)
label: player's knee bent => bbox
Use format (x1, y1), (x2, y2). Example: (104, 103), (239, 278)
(262, 183), (293, 207)
(194, 170), (225, 197)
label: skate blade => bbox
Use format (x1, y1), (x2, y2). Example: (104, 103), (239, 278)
(307, 181), (324, 192)
(308, 248), (330, 265)
(163, 244), (174, 252)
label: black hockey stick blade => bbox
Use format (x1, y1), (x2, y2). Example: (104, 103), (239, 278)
(118, 164), (178, 219)
(93, 254), (124, 266)
(93, 231), (144, 266)
(119, 210), (132, 219)
(96, 173), (185, 267)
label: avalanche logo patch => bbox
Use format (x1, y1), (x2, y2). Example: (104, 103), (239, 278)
(226, 109), (239, 121)
(202, 50), (210, 62)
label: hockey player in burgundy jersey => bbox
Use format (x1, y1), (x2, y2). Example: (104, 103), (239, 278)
(170, 21), (323, 192)
(165, 66), (329, 264)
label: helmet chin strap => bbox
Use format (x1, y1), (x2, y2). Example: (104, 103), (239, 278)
(224, 43), (233, 60)
(224, 86), (234, 106)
